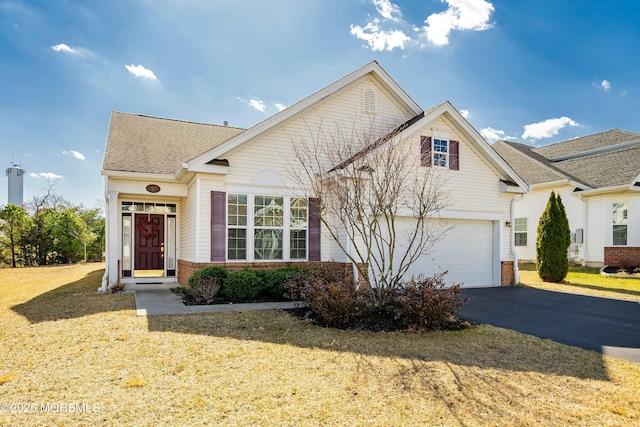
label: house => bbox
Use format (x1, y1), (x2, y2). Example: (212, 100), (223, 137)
(100, 61), (527, 292)
(493, 129), (640, 268)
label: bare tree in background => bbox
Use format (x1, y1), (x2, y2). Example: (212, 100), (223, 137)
(287, 115), (450, 305)
(25, 178), (70, 214)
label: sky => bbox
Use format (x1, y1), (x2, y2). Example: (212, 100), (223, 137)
(1, 0), (639, 208)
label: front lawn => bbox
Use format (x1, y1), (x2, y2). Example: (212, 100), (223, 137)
(519, 263), (640, 301)
(0, 264), (638, 425)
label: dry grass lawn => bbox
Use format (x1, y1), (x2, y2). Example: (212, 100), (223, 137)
(1, 264), (639, 426)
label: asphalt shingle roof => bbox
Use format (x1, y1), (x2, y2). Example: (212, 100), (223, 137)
(102, 112), (245, 174)
(533, 128), (640, 159)
(492, 129), (640, 189)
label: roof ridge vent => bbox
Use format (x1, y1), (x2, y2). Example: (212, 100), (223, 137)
(551, 138), (640, 162)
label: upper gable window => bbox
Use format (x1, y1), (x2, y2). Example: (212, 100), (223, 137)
(420, 136), (459, 170)
(363, 88), (377, 113)
(433, 138), (448, 167)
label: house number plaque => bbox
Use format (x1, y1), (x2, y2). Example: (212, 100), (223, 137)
(146, 184), (161, 193)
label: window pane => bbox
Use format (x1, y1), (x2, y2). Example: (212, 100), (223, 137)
(167, 217), (176, 270)
(514, 217), (527, 232)
(613, 203), (628, 224)
(122, 216), (131, 270)
(254, 229), (283, 260)
(290, 230), (307, 259)
(433, 139), (448, 152)
(433, 153), (447, 167)
(255, 196), (283, 227)
(514, 232), (527, 247)
(228, 194), (247, 226)
(613, 225), (627, 246)
(290, 198), (308, 228)
(228, 229), (247, 260)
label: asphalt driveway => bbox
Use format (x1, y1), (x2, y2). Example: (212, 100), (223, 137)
(457, 287), (640, 363)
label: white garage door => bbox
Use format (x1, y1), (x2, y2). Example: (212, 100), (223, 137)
(396, 219), (495, 287)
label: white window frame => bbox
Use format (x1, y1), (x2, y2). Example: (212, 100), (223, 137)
(432, 138), (449, 168)
(226, 194), (308, 262)
(612, 202), (628, 246)
(514, 217), (527, 247)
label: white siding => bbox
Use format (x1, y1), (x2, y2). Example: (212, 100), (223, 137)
(224, 76), (414, 189)
(404, 117), (514, 261)
(513, 185), (586, 263)
(179, 180), (198, 262)
(583, 193), (640, 265)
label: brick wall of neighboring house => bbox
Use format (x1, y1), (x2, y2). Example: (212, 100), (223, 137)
(604, 247), (640, 267)
(501, 261), (515, 286)
(177, 259), (353, 286)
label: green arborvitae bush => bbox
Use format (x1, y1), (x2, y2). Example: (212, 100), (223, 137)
(223, 268), (263, 300)
(536, 191), (571, 282)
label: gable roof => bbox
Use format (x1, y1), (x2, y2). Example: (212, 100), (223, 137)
(102, 112), (245, 175)
(332, 101), (528, 190)
(187, 61), (422, 168)
(493, 129), (640, 189)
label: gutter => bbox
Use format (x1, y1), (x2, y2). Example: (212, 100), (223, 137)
(510, 194), (524, 285)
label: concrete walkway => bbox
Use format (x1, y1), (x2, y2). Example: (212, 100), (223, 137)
(133, 285), (305, 316)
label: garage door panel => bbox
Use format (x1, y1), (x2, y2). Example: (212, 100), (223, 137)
(396, 219), (494, 287)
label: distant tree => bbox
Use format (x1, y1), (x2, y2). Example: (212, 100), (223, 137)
(75, 207), (104, 263)
(0, 204), (33, 267)
(536, 191), (570, 282)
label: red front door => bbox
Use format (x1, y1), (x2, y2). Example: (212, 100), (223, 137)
(135, 214), (164, 271)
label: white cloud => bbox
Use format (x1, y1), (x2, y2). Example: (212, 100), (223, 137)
(351, 0), (494, 51)
(51, 43), (79, 54)
(63, 150), (85, 160)
(125, 64), (157, 80)
(459, 109), (471, 118)
(422, 0), (495, 47)
(521, 117), (579, 140)
(480, 127), (517, 143)
(31, 172), (64, 180)
(350, 20), (410, 51)
(373, 0), (401, 21)
(275, 103), (287, 112)
(248, 98), (266, 112)
(601, 80), (611, 91)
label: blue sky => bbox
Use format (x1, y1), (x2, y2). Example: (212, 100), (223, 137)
(1, 0), (639, 207)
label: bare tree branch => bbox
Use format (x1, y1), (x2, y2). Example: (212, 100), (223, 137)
(286, 114), (451, 304)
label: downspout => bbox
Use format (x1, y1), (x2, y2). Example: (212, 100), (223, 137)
(100, 179), (109, 292)
(510, 194), (524, 285)
(577, 193), (587, 266)
(335, 174), (359, 284)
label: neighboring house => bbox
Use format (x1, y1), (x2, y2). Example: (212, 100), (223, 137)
(100, 61), (526, 292)
(493, 129), (640, 267)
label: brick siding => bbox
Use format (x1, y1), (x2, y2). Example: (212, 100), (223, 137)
(604, 247), (640, 267)
(501, 261), (514, 286)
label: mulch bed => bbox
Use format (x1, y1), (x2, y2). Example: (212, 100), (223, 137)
(284, 307), (473, 333)
(171, 287), (473, 333)
(171, 287), (289, 305)
(602, 266), (640, 277)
